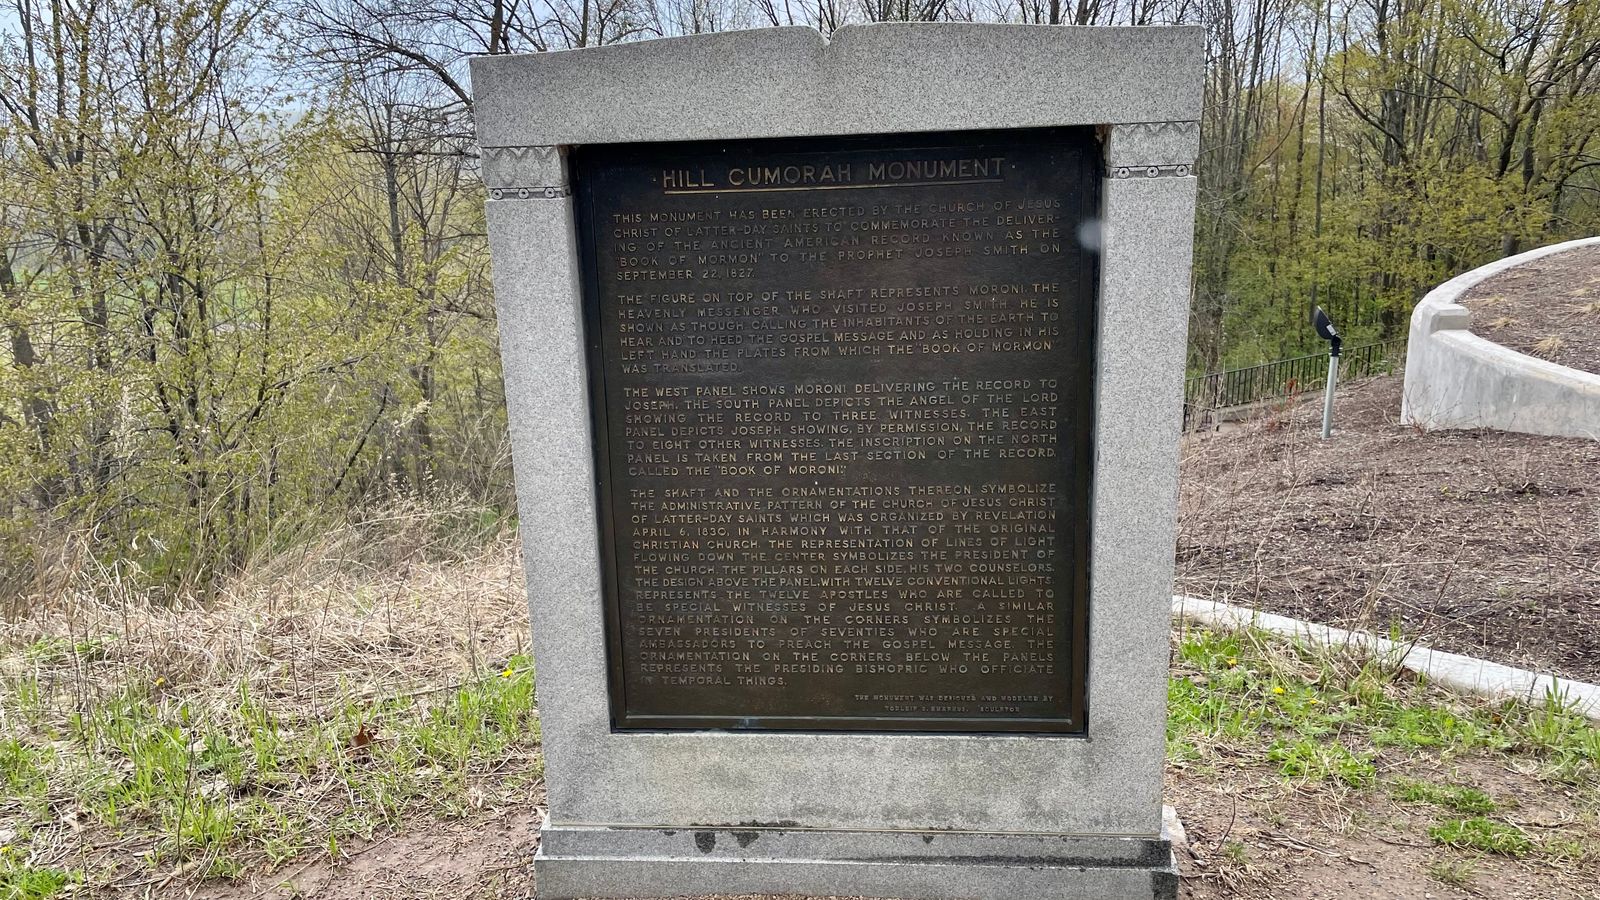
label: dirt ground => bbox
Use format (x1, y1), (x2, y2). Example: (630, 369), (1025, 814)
(1169, 757), (1596, 900)
(181, 761), (1597, 900)
(184, 808), (543, 899)
(14, 376), (1600, 900)
(1178, 373), (1600, 683)
(213, 375), (1598, 900)
(1460, 245), (1600, 375)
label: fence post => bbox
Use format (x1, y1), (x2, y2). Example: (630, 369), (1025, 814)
(1182, 338), (1402, 430)
(1321, 353), (1340, 439)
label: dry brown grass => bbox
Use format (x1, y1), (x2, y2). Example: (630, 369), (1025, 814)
(2, 499), (529, 724)
(1532, 335), (1567, 358)
(0, 497), (539, 896)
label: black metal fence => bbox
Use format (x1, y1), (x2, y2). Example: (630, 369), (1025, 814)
(1183, 339), (1406, 430)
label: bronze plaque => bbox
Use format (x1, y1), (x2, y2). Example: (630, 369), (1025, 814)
(572, 128), (1098, 733)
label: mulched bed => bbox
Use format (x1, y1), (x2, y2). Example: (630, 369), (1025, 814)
(1460, 245), (1600, 375)
(1178, 374), (1600, 683)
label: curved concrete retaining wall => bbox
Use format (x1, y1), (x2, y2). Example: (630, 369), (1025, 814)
(1401, 236), (1600, 438)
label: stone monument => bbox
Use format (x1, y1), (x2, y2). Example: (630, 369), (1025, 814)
(474, 23), (1200, 899)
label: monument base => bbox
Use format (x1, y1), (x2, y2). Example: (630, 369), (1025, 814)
(534, 812), (1183, 900)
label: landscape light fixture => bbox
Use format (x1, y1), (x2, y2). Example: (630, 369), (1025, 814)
(1313, 305), (1342, 439)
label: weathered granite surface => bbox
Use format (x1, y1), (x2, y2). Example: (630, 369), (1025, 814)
(472, 24), (1203, 148)
(476, 22), (1200, 900)
(537, 822), (1180, 899)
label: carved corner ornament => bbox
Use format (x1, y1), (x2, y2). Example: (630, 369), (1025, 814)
(1108, 121), (1198, 179)
(482, 145), (570, 199)
(1112, 163), (1192, 179)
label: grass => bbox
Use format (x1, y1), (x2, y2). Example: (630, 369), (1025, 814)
(1265, 737), (1376, 787)
(1, 655), (539, 885)
(1390, 778), (1496, 814)
(0, 506), (538, 897)
(0, 850), (79, 900)
(1169, 625), (1600, 876)
(3, 517), (1595, 897)
(1428, 817), (1534, 856)
(1169, 628), (1600, 780)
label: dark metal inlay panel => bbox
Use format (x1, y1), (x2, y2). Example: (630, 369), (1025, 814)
(572, 128), (1099, 733)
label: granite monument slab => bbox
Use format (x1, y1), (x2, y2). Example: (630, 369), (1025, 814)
(474, 22), (1201, 899)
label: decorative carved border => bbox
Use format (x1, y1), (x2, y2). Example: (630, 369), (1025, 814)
(483, 128), (1203, 193)
(482, 145), (570, 199)
(1123, 121), (1199, 139)
(1112, 164), (1193, 179)
(1107, 121), (1199, 178)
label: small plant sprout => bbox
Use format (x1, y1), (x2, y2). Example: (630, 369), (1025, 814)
(1427, 856), (1477, 888)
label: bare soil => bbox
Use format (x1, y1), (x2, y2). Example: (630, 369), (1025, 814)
(188, 808), (541, 899)
(14, 406), (1600, 899)
(1460, 245), (1600, 375)
(1178, 374), (1600, 683)
(1169, 755), (1598, 900)
(186, 769), (1596, 900)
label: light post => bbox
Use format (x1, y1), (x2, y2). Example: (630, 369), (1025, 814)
(1313, 306), (1342, 439)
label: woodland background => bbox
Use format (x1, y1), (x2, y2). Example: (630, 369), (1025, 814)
(3, 0), (1600, 597)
